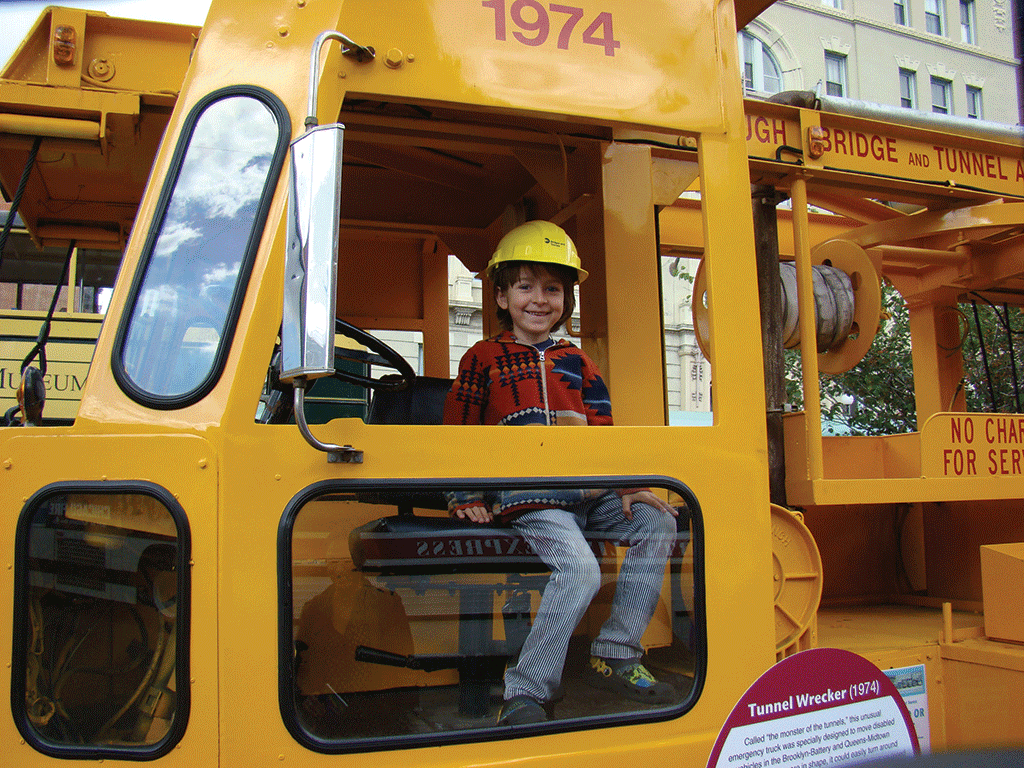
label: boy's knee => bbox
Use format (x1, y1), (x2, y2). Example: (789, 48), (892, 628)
(635, 503), (677, 536)
(566, 556), (602, 600)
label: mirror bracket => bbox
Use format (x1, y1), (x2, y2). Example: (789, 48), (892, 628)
(281, 31), (374, 460)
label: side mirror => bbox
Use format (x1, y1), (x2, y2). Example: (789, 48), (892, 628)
(280, 121), (344, 383)
(281, 31), (374, 384)
(281, 31), (374, 461)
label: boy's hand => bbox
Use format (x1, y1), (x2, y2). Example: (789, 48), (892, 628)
(454, 504), (493, 524)
(620, 490), (678, 521)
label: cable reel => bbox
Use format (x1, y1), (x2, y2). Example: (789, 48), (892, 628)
(691, 239), (880, 374)
(771, 504), (822, 660)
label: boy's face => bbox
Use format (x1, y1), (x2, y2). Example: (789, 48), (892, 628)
(495, 265), (566, 345)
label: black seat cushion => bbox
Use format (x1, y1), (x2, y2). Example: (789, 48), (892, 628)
(349, 515), (547, 574)
(366, 376), (453, 426)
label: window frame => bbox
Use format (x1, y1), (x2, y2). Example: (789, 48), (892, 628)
(925, 0), (945, 35)
(824, 52), (848, 97)
(899, 68), (918, 109)
(960, 0), (976, 43)
(931, 76), (952, 113)
(894, 0), (909, 25)
(278, 475), (707, 753)
(966, 85), (983, 118)
(11, 481), (192, 760)
(111, 86), (291, 410)
(740, 31), (784, 95)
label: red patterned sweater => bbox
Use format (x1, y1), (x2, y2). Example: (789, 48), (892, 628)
(443, 331), (612, 427)
(444, 332), (642, 521)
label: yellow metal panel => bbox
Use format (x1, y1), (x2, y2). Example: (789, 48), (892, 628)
(1, 7), (198, 94)
(942, 639), (1024, 748)
(817, 606), (958, 750)
(980, 543), (1024, 645)
(213, 412), (774, 766)
(334, 0), (729, 133)
(0, 433), (219, 764)
(600, 141), (665, 425)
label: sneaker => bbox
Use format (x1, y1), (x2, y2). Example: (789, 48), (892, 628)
(588, 656), (676, 704)
(496, 695), (547, 725)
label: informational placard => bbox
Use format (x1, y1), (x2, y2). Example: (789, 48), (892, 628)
(883, 664), (930, 754)
(708, 649), (918, 768)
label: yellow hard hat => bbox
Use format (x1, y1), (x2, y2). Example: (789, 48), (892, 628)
(485, 220), (588, 283)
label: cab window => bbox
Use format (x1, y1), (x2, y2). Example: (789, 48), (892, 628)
(281, 479), (702, 750)
(12, 485), (190, 759)
(114, 88), (289, 407)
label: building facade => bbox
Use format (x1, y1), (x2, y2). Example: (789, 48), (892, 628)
(743, 0), (1021, 123)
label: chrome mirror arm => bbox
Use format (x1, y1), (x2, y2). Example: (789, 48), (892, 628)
(293, 383), (362, 463)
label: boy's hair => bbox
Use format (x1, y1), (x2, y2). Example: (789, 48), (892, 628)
(491, 260), (577, 334)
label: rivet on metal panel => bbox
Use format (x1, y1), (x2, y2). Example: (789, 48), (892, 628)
(53, 25), (76, 66)
(88, 57), (115, 82)
(385, 48), (405, 68)
(278, 26), (290, 37)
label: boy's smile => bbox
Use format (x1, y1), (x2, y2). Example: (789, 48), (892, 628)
(496, 267), (566, 345)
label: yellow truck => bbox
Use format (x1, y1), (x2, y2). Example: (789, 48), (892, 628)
(1, 2), (1023, 766)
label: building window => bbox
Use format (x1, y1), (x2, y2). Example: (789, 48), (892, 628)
(925, 0), (945, 35)
(894, 0), (909, 24)
(741, 31), (783, 95)
(821, 0), (843, 9)
(899, 69), (917, 108)
(825, 52), (848, 97)
(966, 85), (983, 118)
(960, 0), (976, 43)
(931, 77), (952, 113)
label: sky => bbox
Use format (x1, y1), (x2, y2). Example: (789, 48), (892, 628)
(1, 0), (212, 69)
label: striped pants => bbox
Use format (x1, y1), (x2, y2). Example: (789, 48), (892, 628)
(503, 492), (677, 703)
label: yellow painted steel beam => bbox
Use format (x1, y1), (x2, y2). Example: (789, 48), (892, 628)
(845, 202), (1024, 250)
(0, 113), (99, 141)
(791, 177), (825, 483)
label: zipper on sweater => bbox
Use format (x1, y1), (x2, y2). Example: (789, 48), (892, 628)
(538, 347), (551, 425)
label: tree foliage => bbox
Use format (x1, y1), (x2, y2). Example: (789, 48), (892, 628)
(960, 297), (1024, 414)
(785, 283), (1024, 436)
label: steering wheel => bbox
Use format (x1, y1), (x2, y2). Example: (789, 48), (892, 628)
(332, 318), (415, 391)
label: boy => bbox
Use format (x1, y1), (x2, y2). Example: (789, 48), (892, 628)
(443, 220), (679, 726)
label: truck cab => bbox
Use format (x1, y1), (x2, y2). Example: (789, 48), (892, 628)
(0, 1), (1022, 766)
